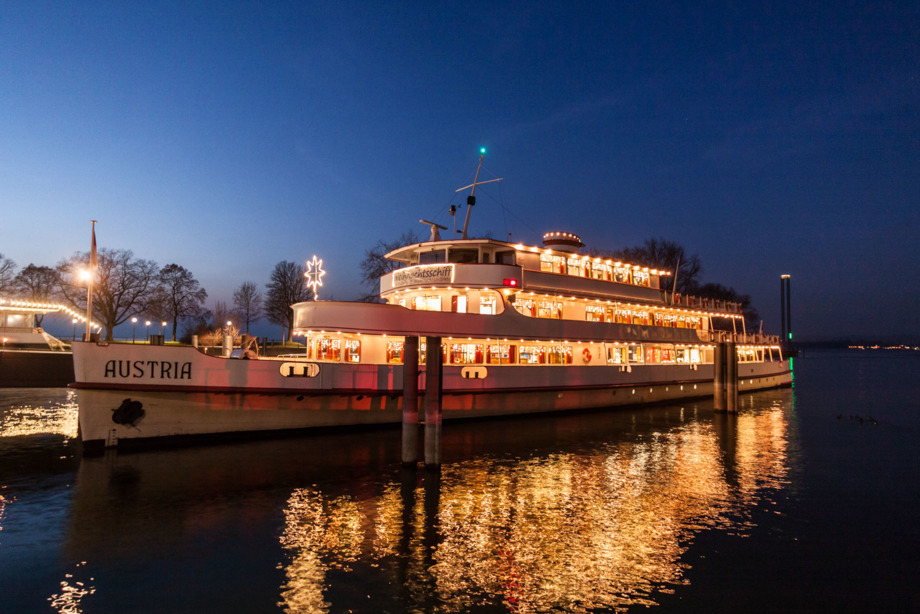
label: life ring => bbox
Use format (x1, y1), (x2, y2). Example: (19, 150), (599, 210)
(582, 347), (592, 363)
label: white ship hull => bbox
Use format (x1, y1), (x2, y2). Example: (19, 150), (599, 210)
(73, 341), (791, 449)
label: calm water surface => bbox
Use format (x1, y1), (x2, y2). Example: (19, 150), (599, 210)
(0, 350), (917, 613)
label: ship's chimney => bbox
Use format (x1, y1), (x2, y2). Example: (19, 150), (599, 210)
(542, 231), (584, 253)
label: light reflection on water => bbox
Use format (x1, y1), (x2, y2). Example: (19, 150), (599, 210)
(6, 353), (919, 612)
(277, 398), (791, 613)
(0, 386), (794, 613)
(0, 387), (79, 440)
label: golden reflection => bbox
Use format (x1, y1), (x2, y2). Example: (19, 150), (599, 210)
(0, 389), (79, 439)
(48, 561), (95, 614)
(278, 402), (792, 612)
(0, 489), (6, 533)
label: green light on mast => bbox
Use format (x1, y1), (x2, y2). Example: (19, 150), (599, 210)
(480, 147), (486, 155)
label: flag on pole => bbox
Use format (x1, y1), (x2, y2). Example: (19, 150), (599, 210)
(90, 223), (98, 270)
(85, 220), (97, 340)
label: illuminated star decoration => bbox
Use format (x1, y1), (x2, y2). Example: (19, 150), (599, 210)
(304, 255), (326, 300)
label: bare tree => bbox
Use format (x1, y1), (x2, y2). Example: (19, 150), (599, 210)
(0, 254), (17, 295)
(696, 282), (760, 331)
(593, 237), (703, 295)
(157, 264), (208, 341)
(265, 261), (313, 342)
(232, 281), (263, 334)
(57, 248), (159, 341)
(212, 300), (232, 331)
(359, 230), (419, 301)
(13, 264), (61, 326)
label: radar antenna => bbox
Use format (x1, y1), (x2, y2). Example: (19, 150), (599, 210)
(457, 148), (502, 239)
(419, 219), (447, 241)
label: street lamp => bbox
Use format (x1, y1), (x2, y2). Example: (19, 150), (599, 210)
(145, 320), (151, 342)
(132, 317), (138, 343)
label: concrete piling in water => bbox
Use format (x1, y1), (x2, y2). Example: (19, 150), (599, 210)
(402, 336), (419, 465)
(424, 336), (443, 467)
(726, 341), (738, 413)
(714, 341), (726, 411)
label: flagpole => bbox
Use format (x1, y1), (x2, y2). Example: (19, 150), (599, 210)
(85, 220), (97, 341)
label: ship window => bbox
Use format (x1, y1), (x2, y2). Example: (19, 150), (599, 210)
(547, 345), (573, 365)
(566, 257), (589, 277)
(607, 346), (627, 364)
(419, 341), (448, 365)
(387, 341), (404, 364)
(632, 311), (650, 326)
(486, 344), (515, 364)
(519, 345), (545, 364)
(419, 251), (446, 264)
(633, 270), (650, 287)
(591, 261), (608, 280)
(537, 301), (562, 319)
(514, 299), (535, 317)
(479, 295), (497, 315)
(345, 340), (361, 362)
(317, 338), (341, 361)
(415, 295), (442, 311)
(613, 266), (631, 284)
(449, 343), (482, 364)
(645, 346), (661, 364)
(628, 345), (643, 363)
(496, 251), (515, 265)
(449, 249), (478, 264)
(540, 254), (566, 274)
(586, 305), (606, 322)
(451, 295), (467, 313)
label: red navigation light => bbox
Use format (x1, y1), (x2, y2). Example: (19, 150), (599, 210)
(503, 279), (518, 287)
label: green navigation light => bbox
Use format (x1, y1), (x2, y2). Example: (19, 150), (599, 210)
(480, 147), (486, 155)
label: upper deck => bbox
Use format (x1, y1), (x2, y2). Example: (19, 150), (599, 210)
(381, 236), (742, 317)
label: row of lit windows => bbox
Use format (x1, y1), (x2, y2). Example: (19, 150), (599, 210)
(540, 254), (652, 287)
(394, 290), (705, 331)
(304, 338), (361, 363)
(377, 340), (707, 366)
(513, 299), (563, 319)
(305, 336), (773, 366)
(397, 294), (498, 315)
(585, 304), (703, 329)
(511, 299), (703, 329)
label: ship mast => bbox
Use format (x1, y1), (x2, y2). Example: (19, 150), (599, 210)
(456, 148), (502, 239)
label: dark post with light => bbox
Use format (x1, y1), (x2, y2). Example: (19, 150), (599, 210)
(780, 275), (792, 350)
(713, 341), (725, 411)
(424, 336), (443, 466)
(402, 336), (419, 465)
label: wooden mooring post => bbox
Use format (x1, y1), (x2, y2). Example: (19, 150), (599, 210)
(712, 341), (738, 414)
(726, 341), (738, 413)
(714, 340), (739, 413)
(401, 336), (419, 465)
(424, 336), (443, 466)
(713, 341), (726, 411)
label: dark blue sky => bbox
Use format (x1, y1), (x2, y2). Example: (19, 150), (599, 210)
(2, 2), (918, 340)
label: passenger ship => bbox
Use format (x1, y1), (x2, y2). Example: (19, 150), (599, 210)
(73, 180), (791, 450)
